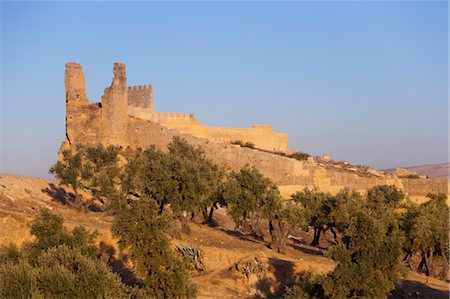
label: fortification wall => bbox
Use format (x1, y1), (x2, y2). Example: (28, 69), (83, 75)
(127, 118), (448, 200)
(63, 62), (448, 202)
(66, 104), (103, 145)
(127, 85), (153, 111)
(127, 106), (289, 152)
(401, 178), (448, 196)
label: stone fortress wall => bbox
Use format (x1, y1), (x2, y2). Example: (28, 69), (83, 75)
(124, 76), (289, 152)
(63, 62), (449, 201)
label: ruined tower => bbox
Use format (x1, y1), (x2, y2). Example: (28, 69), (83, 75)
(101, 62), (129, 145)
(65, 63), (91, 145)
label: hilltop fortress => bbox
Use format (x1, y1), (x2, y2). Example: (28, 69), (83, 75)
(65, 62), (288, 152)
(62, 62), (448, 200)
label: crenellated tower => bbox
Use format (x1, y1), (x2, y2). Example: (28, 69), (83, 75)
(127, 85), (154, 111)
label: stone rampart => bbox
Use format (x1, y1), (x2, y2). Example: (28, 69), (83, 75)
(62, 62), (449, 202)
(127, 118), (448, 200)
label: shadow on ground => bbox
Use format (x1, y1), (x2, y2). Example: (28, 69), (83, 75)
(41, 183), (76, 206)
(256, 257), (296, 298)
(289, 238), (324, 256)
(219, 228), (260, 244)
(99, 241), (142, 287)
(390, 280), (449, 299)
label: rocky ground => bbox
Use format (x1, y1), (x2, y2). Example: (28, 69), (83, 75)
(0, 173), (448, 298)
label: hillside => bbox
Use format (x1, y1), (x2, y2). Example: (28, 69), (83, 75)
(385, 163), (450, 179)
(0, 173), (448, 298)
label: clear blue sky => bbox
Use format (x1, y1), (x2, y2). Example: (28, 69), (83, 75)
(1, 1), (448, 179)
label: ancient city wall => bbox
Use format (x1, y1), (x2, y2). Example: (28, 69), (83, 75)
(401, 178), (449, 201)
(63, 62), (449, 201)
(127, 107), (289, 152)
(127, 118), (448, 200)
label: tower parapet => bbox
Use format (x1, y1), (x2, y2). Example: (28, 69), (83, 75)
(127, 84), (153, 111)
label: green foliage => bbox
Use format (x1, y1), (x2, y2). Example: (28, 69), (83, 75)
(268, 201), (305, 253)
(79, 144), (122, 198)
(50, 144), (123, 206)
(0, 246), (128, 299)
(292, 188), (364, 246)
(124, 137), (224, 225)
(285, 272), (326, 299)
(0, 243), (21, 264)
(401, 193), (449, 278)
(223, 165), (303, 252)
(323, 202), (406, 298)
(230, 140), (255, 149)
(0, 260), (36, 299)
(291, 189), (336, 246)
(288, 151), (311, 161)
(0, 209), (129, 299)
(168, 137), (224, 219)
(112, 198), (197, 298)
(25, 207), (97, 263)
(49, 149), (82, 197)
(36, 245), (127, 298)
(223, 165), (274, 233)
(367, 184), (405, 208)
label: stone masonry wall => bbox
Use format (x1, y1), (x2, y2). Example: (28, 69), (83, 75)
(63, 62), (448, 202)
(127, 118), (448, 200)
(127, 106), (289, 152)
(127, 85), (153, 110)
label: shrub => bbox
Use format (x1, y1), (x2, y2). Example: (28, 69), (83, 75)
(288, 152), (311, 161)
(230, 140), (255, 149)
(401, 193), (449, 279)
(0, 209), (129, 298)
(25, 207), (97, 263)
(112, 199), (197, 298)
(322, 202), (406, 298)
(0, 261), (36, 298)
(50, 144), (123, 206)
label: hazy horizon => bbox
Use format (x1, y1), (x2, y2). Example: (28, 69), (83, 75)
(1, 1), (448, 179)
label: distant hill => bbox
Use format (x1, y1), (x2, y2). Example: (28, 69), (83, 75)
(384, 163), (450, 179)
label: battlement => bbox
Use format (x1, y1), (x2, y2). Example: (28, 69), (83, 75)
(127, 84), (153, 111)
(127, 85), (152, 91)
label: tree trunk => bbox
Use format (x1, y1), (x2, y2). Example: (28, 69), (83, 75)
(277, 220), (289, 253)
(269, 220), (276, 249)
(311, 227), (322, 247)
(202, 207), (209, 221)
(208, 207), (215, 225)
(423, 250), (430, 276)
(440, 244), (448, 279)
(330, 227), (338, 243)
(159, 201), (165, 214)
(179, 215), (191, 234)
(429, 249), (434, 277)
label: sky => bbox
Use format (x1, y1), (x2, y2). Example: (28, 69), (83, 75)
(0, 1), (448, 179)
